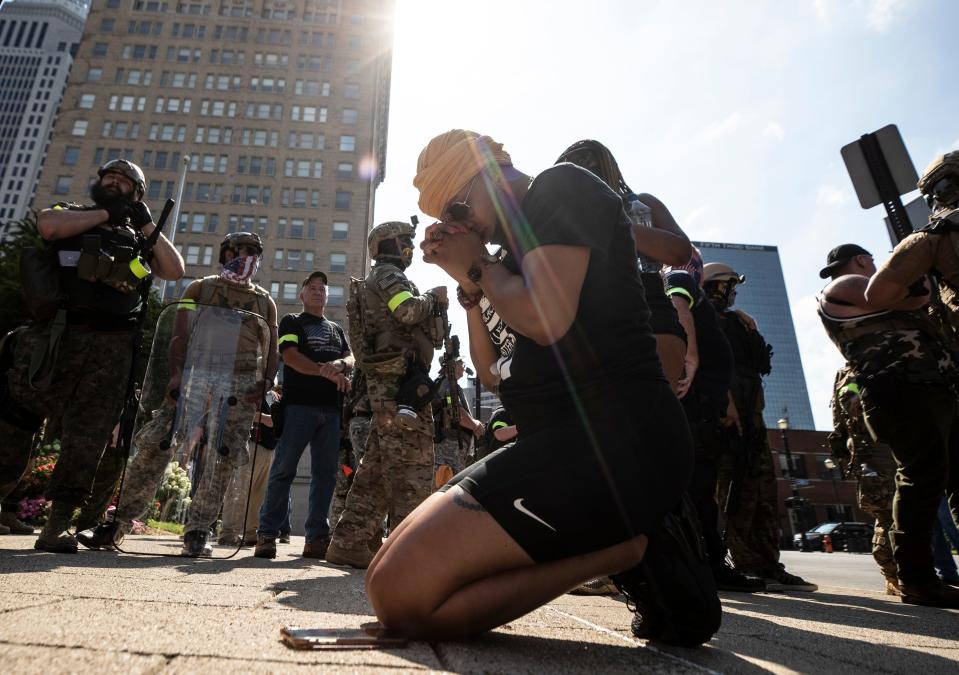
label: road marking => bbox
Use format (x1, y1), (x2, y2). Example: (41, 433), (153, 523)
(545, 607), (724, 675)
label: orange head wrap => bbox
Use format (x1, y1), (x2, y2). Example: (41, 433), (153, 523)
(413, 129), (513, 219)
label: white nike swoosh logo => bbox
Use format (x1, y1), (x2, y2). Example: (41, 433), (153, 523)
(513, 498), (557, 532)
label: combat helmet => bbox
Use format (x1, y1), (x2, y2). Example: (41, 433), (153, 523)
(368, 221), (415, 265)
(703, 262), (746, 286)
(918, 151), (959, 210)
(219, 231), (263, 264)
(98, 159), (146, 200)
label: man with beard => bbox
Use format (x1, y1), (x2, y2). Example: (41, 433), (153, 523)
(0, 159), (183, 553)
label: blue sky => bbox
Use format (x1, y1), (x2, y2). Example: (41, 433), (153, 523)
(371, 0), (959, 429)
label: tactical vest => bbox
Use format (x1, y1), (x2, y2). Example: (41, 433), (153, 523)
(53, 217), (149, 318)
(346, 270), (434, 373)
(818, 297), (950, 384)
(719, 311), (772, 378)
(191, 275), (271, 367)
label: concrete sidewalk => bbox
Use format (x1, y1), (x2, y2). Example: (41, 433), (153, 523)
(1, 537), (956, 674)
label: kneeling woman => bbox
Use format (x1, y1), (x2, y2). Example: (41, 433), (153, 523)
(365, 130), (694, 640)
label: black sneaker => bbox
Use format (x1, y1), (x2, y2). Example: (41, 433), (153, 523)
(76, 522), (123, 550)
(254, 535), (277, 559)
(279, 531), (291, 544)
(181, 530), (213, 557)
(712, 562), (766, 592)
(901, 579), (959, 608)
(613, 495), (722, 647)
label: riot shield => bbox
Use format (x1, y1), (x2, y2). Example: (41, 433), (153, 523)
(114, 301), (271, 557)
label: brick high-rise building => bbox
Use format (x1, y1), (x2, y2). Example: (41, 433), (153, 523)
(35, 0), (394, 326)
(0, 0), (88, 234)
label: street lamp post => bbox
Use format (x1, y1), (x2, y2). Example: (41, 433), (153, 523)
(777, 417), (806, 549)
(823, 458), (843, 514)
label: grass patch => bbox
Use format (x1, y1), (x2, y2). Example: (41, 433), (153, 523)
(146, 519), (184, 535)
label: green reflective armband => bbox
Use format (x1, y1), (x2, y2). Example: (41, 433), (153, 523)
(387, 290), (413, 312)
(491, 421), (509, 430)
(665, 286), (695, 307)
(177, 299), (197, 311)
(838, 383), (860, 398)
(129, 257), (150, 279)
(445, 396), (452, 405)
(278, 334), (299, 345)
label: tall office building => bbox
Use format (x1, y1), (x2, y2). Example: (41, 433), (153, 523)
(695, 241), (815, 430)
(0, 0), (88, 235)
(34, 0), (394, 326)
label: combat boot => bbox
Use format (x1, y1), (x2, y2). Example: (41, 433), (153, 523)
(181, 530), (213, 557)
(325, 539), (374, 569)
(0, 511), (34, 534)
(76, 521), (125, 550)
(302, 536), (331, 559)
(0, 523), (10, 535)
(34, 502), (78, 554)
(900, 579), (959, 608)
(884, 576), (901, 596)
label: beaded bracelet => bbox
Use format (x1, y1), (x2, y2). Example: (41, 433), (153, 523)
(456, 284), (484, 310)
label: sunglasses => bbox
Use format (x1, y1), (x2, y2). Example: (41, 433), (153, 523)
(928, 176), (959, 208)
(445, 174), (478, 222)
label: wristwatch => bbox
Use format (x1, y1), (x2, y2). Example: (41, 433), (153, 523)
(466, 247), (507, 283)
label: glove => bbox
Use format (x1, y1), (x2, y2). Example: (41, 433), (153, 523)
(103, 200), (130, 225)
(128, 201), (153, 229)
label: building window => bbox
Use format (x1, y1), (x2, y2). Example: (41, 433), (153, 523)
(343, 83), (360, 99)
(100, 18), (115, 32)
(332, 221), (348, 240)
(63, 147), (80, 166)
(330, 252), (346, 273)
(282, 282), (297, 301)
(71, 120), (88, 136)
(78, 94), (96, 109)
(327, 285), (344, 306)
(54, 176), (72, 195)
(339, 135), (355, 152)
(85, 68), (103, 82)
(93, 42), (108, 57)
(342, 108), (357, 124)
(336, 162), (352, 180)
(334, 191), (351, 210)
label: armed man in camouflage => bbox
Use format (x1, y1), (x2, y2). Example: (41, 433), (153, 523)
(829, 365), (899, 594)
(0, 160), (184, 552)
(819, 243), (959, 607)
(78, 232), (278, 557)
(705, 263), (817, 592)
(433, 355), (483, 488)
(330, 370), (372, 528)
(325, 221), (446, 568)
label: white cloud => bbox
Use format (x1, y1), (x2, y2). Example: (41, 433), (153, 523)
(762, 121), (785, 141)
(703, 112), (744, 140)
(811, 0), (914, 32)
(866, 0), (910, 32)
(816, 184), (850, 207)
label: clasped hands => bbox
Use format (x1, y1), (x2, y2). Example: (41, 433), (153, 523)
(420, 220), (487, 290)
(316, 361), (351, 392)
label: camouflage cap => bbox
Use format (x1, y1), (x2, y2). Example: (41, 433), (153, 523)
(368, 221), (414, 260)
(918, 151), (959, 208)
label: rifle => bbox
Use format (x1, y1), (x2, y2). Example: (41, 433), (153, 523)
(112, 199), (175, 506)
(437, 305), (464, 454)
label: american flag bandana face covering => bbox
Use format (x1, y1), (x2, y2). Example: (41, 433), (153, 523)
(220, 254), (261, 283)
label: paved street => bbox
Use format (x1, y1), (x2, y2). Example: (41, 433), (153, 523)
(0, 538), (957, 674)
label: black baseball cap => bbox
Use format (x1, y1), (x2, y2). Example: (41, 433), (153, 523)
(301, 270), (328, 287)
(818, 244), (871, 279)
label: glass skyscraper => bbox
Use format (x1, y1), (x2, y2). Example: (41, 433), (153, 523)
(694, 241), (815, 430)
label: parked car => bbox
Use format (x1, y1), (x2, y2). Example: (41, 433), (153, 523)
(793, 522), (873, 552)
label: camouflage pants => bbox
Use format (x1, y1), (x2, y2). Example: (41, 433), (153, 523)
(853, 441), (898, 581)
(0, 323), (133, 507)
(330, 414), (433, 551)
(116, 368), (256, 533)
(717, 429), (781, 575)
(331, 415), (372, 529)
(433, 433), (474, 488)
(75, 440), (126, 530)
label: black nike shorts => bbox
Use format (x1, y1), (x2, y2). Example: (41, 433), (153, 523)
(442, 381), (694, 563)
